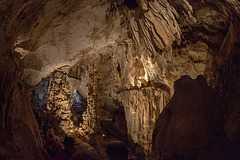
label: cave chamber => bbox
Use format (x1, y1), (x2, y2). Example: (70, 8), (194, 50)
(1, 0), (240, 160)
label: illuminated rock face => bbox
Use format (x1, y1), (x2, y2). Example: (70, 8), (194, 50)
(64, 40), (209, 153)
(1, 0), (240, 159)
(47, 71), (75, 135)
(18, 0), (125, 86)
(47, 70), (99, 141)
(24, 0), (210, 150)
(31, 69), (97, 139)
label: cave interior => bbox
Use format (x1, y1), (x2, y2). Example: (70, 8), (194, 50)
(0, 0), (240, 160)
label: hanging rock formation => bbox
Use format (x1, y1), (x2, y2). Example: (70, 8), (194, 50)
(1, 0), (240, 159)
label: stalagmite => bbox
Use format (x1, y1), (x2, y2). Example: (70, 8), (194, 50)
(0, 0), (240, 159)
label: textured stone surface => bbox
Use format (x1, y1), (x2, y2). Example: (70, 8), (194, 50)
(0, 57), (43, 159)
(19, 0), (125, 86)
(0, 2), (44, 156)
(152, 76), (225, 160)
(210, 16), (240, 159)
(1, 0), (240, 159)
(24, 0), (240, 156)
(32, 70), (97, 139)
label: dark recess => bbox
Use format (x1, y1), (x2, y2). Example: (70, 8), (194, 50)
(124, 0), (138, 10)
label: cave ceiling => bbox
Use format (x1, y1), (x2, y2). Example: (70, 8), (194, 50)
(2, 0), (239, 86)
(12, 0), (125, 85)
(1, 0), (240, 158)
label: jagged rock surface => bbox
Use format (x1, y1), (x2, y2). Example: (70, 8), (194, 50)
(21, 0), (240, 156)
(152, 76), (225, 160)
(1, 0), (240, 159)
(31, 70), (98, 140)
(0, 56), (43, 159)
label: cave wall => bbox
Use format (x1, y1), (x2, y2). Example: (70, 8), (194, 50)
(65, 36), (210, 155)
(31, 68), (97, 139)
(0, 28), (43, 160)
(1, 0), (240, 159)
(0, 57), (43, 159)
(0, 0), (50, 159)
(92, 0), (240, 157)
(211, 15), (240, 159)
(8, 0), (217, 155)
(152, 76), (226, 160)
(151, 0), (240, 159)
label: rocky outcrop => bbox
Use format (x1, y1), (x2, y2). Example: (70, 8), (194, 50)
(151, 1), (240, 159)
(1, 0), (240, 159)
(32, 69), (98, 139)
(210, 16), (240, 159)
(82, 38), (209, 154)
(0, 1), (45, 157)
(19, 0), (125, 86)
(0, 53), (43, 159)
(152, 76), (225, 160)
(9, 0), (218, 156)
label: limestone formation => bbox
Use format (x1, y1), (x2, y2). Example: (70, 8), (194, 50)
(0, 0), (240, 159)
(152, 76), (225, 160)
(0, 56), (43, 159)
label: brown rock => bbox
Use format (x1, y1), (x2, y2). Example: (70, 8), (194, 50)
(152, 76), (225, 160)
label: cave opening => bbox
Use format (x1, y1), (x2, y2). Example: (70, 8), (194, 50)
(124, 0), (138, 10)
(72, 89), (87, 127)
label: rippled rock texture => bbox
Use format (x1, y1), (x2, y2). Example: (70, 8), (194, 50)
(1, 0), (240, 159)
(0, 49), (43, 159)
